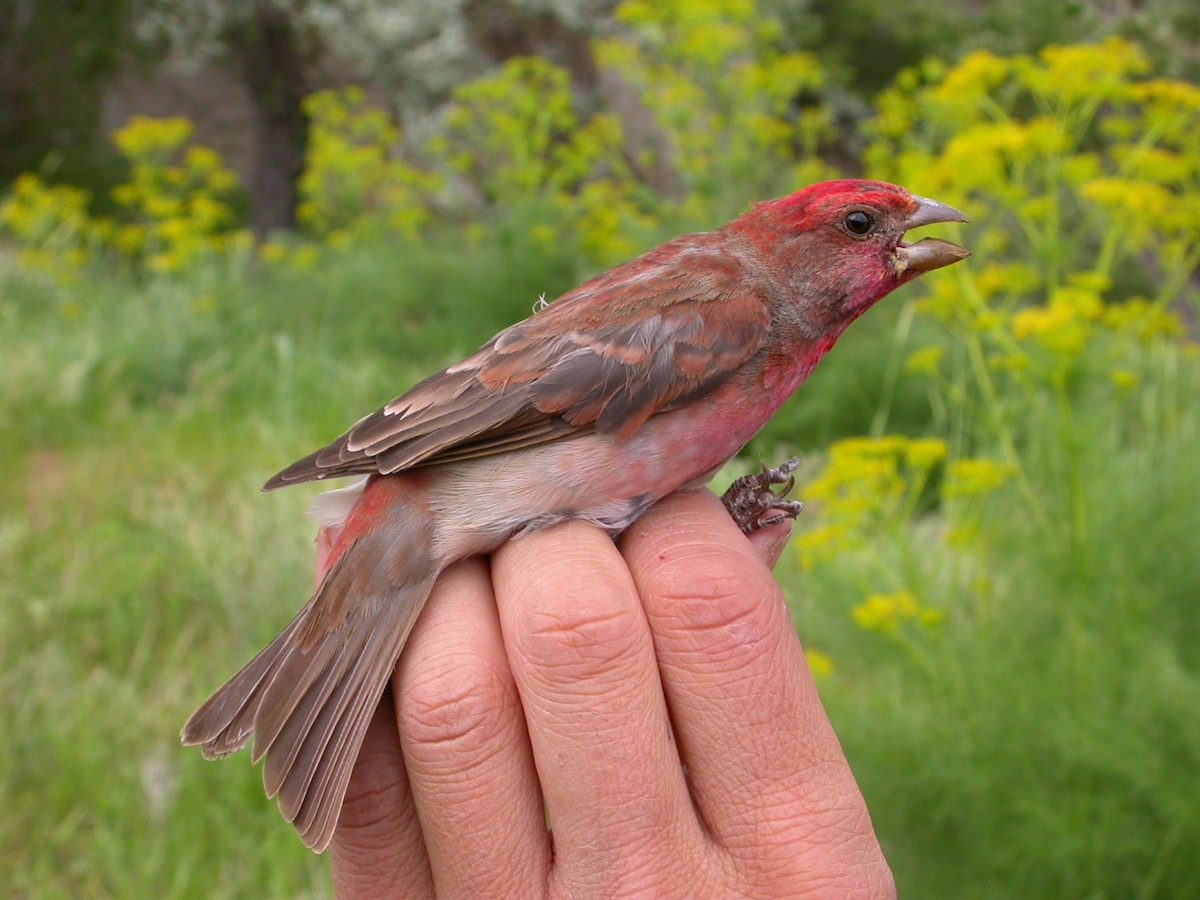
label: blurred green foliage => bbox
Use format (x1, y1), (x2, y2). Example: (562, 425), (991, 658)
(2, 1), (1199, 896)
(297, 87), (441, 244)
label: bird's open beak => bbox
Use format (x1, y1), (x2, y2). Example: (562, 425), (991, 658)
(894, 195), (971, 276)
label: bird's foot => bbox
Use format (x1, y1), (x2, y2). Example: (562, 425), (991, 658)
(721, 458), (803, 535)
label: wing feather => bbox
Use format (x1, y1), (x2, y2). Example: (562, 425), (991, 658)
(264, 233), (771, 491)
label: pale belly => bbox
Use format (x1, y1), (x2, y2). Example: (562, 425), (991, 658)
(425, 369), (798, 561)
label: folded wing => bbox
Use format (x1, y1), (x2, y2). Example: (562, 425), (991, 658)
(264, 236), (771, 491)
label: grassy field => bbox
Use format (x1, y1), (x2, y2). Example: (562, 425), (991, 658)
(2, 218), (1198, 898)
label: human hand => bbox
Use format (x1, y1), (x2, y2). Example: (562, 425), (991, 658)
(321, 488), (894, 898)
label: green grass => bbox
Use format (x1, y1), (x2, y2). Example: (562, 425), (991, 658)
(778, 342), (1200, 897)
(2, 235), (1198, 897)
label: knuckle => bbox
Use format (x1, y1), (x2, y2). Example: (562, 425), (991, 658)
(516, 600), (648, 681)
(556, 830), (711, 900)
(651, 552), (785, 664)
(398, 655), (518, 762)
(723, 778), (895, 898)
(337, 765), (406, 838)
(333, 748), (423, 858)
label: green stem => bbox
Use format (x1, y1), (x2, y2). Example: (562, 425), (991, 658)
(961, 324), (1049, 532)
(870, 299), (916, 438)
(1055, 382), (1087, 554)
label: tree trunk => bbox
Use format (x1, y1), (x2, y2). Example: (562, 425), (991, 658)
(226, 5), (309, 236)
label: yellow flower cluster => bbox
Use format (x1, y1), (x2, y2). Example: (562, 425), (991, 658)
(0, 174), (96, 281)
(868, 39), (1198, 319)
(943, 459), (1016, 499)
(107, 116), (251, 274)
(596, 0), (834, 207)
(1, 118), (251, 279)
(433, 57), (651, 264)
(297, 88), (441, 246)
(867, 39), (1195, 423)
(796, 436), (948, 570)
(794, 437), (1014, 647)
(852, 591), (944, 636)
(805, 649), (835, 679)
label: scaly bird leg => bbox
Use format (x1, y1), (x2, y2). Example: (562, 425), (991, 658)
(721, 458), (803, 534)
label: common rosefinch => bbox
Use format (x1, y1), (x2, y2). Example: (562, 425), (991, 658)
(183, 179), (969, 851)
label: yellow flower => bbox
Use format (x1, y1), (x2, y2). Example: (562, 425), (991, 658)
(1102, 299), (1183, 342)
(852, 591), (943, 635)
(289, 245), (320, 270)
(943, 459), (1014, 499)
(1049, 286), (1103, 321)
(1110, 369), (1138, 391)
(934, 50), (1012, 108)
(795, 522), (855, 570)
(852, 593), (901, 634)
(114, 224), (146, 255)
(144, 195), (182, 220)
(904, 345), (945, 376)
(145, 251), (180, 273)
(259, 241), (288, 263)
(1011, 297), (1093, 359)
(184, 146), (221, 174)
(1025, 38), (1147, 104)
(805, 650), (834, 679)
(113, 115), (192, 160)
(112, 184), (139, 207)
(904, 438), (948, 471)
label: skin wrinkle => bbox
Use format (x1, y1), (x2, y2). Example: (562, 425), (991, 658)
(628, 520), (783, 604)
(767, 831), (894, 900)
(331, 844), (432, 900)
(519, 604), (651, 677)
(420, 767), (531, 842)
(398, 564), (526, 769)
(552, 794), (701, 900)
(529, 697), (671, 782)
(623, 498), (802, 748)
(335, 763), (415, 840)
(496, 524), (698, 876)
(332, 705), (418, 839)
(736, 675), (847, 792)
(391, 557), (549, 892)
(398, 662), (522, 761)
(730, 814), (879, 893)
(645, 567), (786, 668)
(726, 763), (860, 848)
(558, 836), (706, 900)
(330, 708), (434, 899)
(446, 852), (550, 900)
(499, 525), (653, 692)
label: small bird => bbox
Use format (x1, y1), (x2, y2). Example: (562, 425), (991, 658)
(183, 179), (969, 851)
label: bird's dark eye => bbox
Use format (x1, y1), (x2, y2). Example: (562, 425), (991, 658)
(844, 210), (875, 236)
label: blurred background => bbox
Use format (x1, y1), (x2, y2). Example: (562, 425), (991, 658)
(2, 0), (1198, 896)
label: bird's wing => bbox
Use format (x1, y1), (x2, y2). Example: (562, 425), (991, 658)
(264, 237), (771, 490)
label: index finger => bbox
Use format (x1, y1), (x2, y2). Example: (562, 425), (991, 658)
(620, 491), (881, 864)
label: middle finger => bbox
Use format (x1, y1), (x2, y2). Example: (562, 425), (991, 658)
(492, 521), (703, 888)
(396, 557), (551, 896)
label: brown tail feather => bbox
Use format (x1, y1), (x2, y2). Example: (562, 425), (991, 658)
(182, 491), (438, 852)
(181, 601), (318, 759)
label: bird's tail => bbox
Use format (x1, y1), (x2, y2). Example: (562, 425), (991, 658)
(182, 476), (437, 852)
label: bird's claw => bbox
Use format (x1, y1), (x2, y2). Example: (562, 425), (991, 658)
(721, 458), (804, 534)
